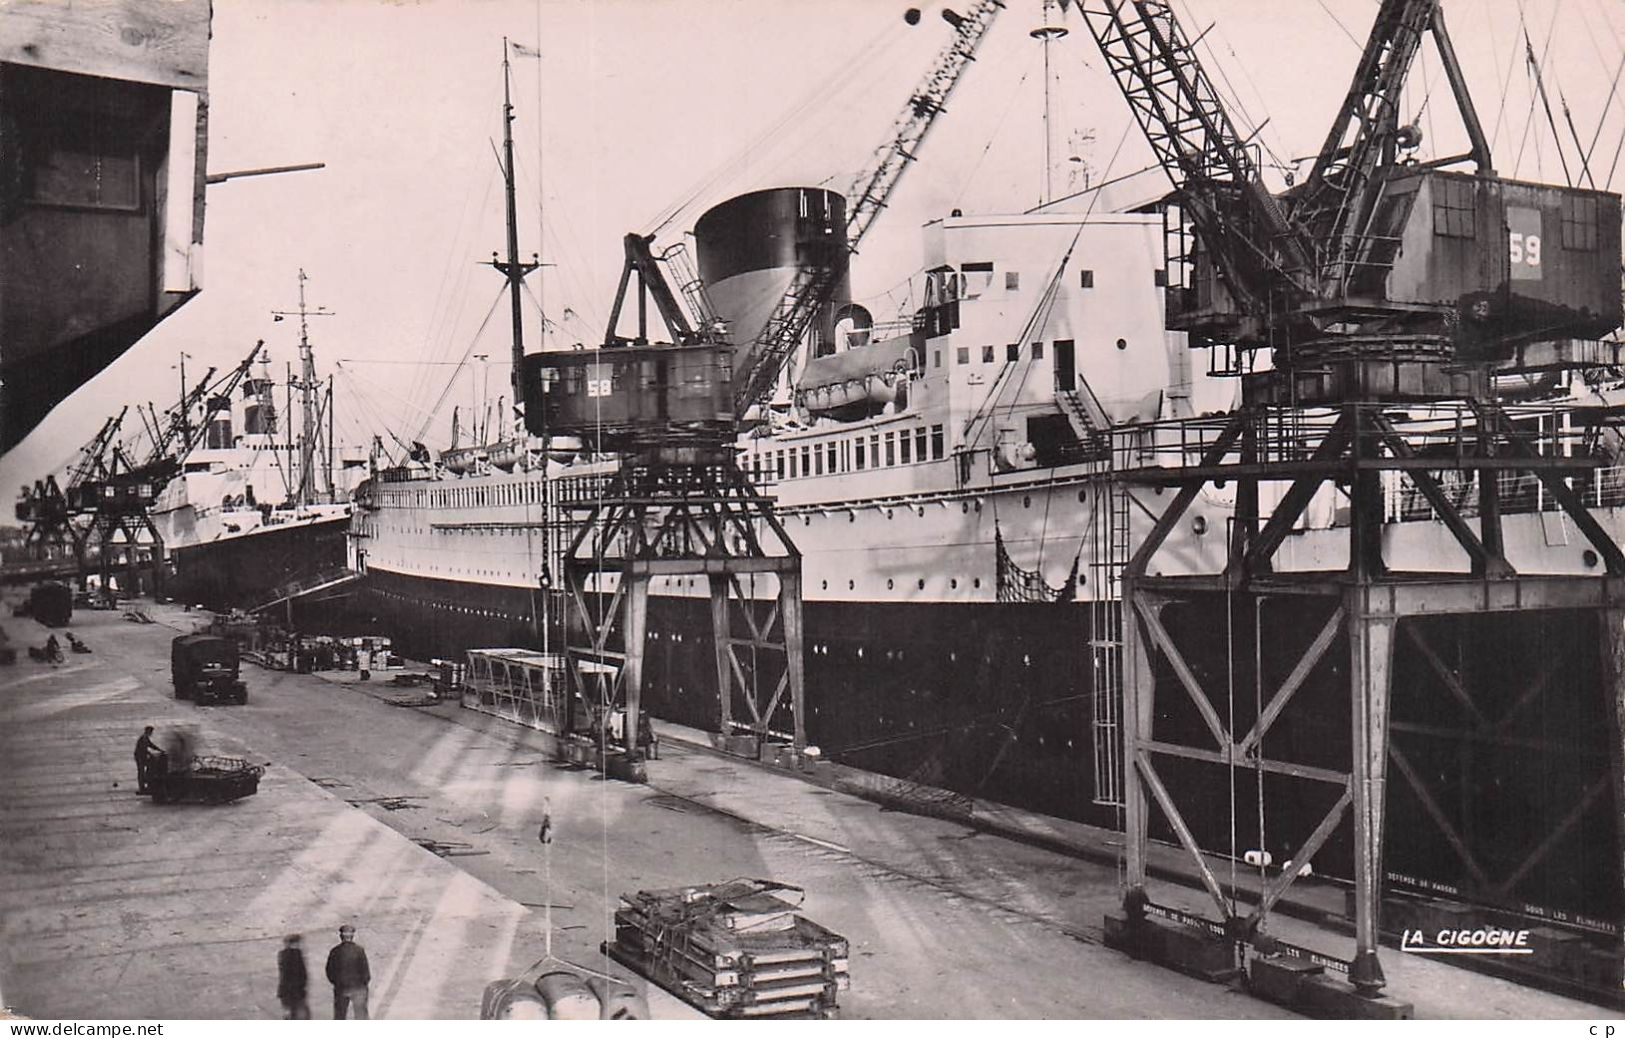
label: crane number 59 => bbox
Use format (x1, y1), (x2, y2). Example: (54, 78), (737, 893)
(1509, 232), (1541, 267)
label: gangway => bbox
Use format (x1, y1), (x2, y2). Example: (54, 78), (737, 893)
(246, 567), (359, 614)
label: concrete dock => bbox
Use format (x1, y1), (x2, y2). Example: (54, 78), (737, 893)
(0, 599), (1608, 1019)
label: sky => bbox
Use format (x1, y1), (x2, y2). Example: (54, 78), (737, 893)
(6, 0), (1625, 493)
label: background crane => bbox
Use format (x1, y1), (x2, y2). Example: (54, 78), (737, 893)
(57, 343), (263, 597)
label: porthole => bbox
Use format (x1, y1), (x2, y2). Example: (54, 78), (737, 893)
(848, 580), (855, 590)
(1023, 495), (1031, 508)
(821, 579), (828, 590)
(917, 578), (926, 590)
(950, 578), (958, 589)
(1584, 549), (1601, 568)
(1115, 338), (1127, 350)
(887, 578), (894, 590)
(962, 502), (969, 514)
(973, 578), (981, 589)
(849, 513), (856, 523)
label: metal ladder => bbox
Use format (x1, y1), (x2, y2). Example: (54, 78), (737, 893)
(1089, 432), (1132, 807)
(1056, 387), (1112, 458)
(658, 241), (725, 338)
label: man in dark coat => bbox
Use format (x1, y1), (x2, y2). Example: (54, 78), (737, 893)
(133, 726), (165, 794)
(325, 924), (371, 1019)
(277, 934), (310, 1019)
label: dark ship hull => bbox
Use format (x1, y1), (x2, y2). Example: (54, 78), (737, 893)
(171, 514), (349, 612)
(357, 564), (1621, 933)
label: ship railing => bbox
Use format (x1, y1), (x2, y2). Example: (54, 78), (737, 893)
(1392, 462), (1625, 523)
(1110, 401), (1599, 471)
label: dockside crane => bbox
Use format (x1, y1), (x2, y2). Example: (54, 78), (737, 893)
(14, 409), (128, 567)
(1080, 0), (1625, 1008)
(523, 4), (1004, 776)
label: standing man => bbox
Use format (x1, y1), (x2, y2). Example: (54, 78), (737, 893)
(277, 934), (310, 1019)
(325, 924), (371, 1019)
(133, 726), (164, 794)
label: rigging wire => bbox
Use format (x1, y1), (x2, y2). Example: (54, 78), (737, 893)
(1485, 0), (1521, 157)
(412, 285), (511, 445)
(642, 19), (905, 239)
(1312, 0), (1362, 49)
(1173, 0), (1291, 177)
(407, 162), (502, 418)
(949, 47), (1039, 211)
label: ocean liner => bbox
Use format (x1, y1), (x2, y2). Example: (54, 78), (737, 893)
(352, 2), (1625, 949)
(156, 275), (362, 611)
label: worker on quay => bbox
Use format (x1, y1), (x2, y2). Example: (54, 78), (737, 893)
(325, 924), (372, 1019)
(277, 934), (310, 1019)
(133, 725), (165, 794)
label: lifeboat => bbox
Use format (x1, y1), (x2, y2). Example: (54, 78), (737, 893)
(795, 333), (917, 419)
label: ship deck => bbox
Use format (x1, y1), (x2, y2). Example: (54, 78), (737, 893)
(0, 596), (1604, 1020)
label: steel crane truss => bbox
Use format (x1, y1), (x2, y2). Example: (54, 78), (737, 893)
(1105, 402), (1625, 1011)
(559, 458), (807, 773)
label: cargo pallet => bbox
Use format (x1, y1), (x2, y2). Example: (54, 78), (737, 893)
(603, 879), (849, 1019)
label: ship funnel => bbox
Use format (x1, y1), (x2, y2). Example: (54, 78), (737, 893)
(694, 187), (852, 381)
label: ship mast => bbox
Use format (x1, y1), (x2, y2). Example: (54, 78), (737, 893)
(490, 40), (540, 435)
(1031, 0), (1070, 206)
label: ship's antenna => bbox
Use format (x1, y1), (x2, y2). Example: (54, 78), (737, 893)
(272, 268), (335, 508)
(1031, 0), (1070, 206)
(492, 39), (541, 435)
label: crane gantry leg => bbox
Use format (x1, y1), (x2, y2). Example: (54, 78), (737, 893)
(1108, 401), (1625, 1017)
(560, 453), (807, 777)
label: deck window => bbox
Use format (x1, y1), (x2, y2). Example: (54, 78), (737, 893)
(1032, 342), (1045, 360)
(856, 439), (867, 470)
(982, 345), (995, 364)
(900, 434), (912, 465)
(815, 449), (824, 476)
(956, 346), (970, 365)
(915, 427), (928, 461)
(885, 433), (896, 467)
(827, 443), (838, 474)
(1005, 271), (1020, 291)
(1007, 343), (1020, 362)
(931, 425), (945, 459)
(1079, 269), (1095, 288)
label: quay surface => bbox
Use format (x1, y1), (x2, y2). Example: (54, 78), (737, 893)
(0, 598), (1606, 1019)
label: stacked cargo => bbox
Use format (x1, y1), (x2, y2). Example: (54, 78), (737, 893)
(605, 879), (849, 1018)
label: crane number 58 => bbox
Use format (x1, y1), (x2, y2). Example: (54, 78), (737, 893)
(1509, 232), (1541, 267)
